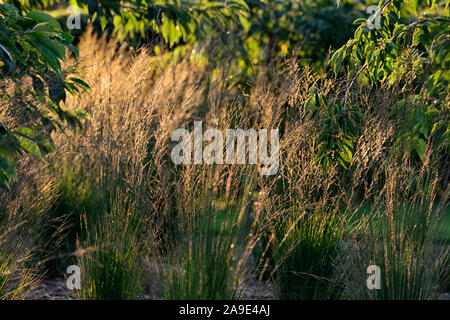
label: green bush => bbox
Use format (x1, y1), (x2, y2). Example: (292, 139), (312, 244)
(0, 3), (89, 188)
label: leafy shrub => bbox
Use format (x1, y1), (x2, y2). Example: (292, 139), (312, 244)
(307, 0), (449, 172)
(0, 3), (89, 188)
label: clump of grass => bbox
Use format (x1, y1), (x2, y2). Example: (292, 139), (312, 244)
(268, 206), (345, 300)
(0, 238), (41, 300)
(155, 162), (259, 300)
(0, 158), (56, 299)
(340, 159), (449, 299)
(157, 193), (255, 300)
(0, 205), (41, 300)
(77, 193), (148, 300)
(159, 209), (236, 299)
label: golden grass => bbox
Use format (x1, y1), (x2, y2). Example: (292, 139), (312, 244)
(0, 28), (447, 299)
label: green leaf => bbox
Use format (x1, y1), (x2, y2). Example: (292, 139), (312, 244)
(15, 134), (43, 160)
(70, 77), (91, 92)
(26, 11), (62, 32)
(413, 138), (426, 162)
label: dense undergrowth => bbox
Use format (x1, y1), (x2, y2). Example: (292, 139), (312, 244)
(0, 0), (449, 300)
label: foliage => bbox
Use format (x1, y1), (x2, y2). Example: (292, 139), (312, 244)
(244, 0), (360, 66)
(0, 0), (448, 302)
(307, 0), (449, 173)
(389, 95), (450, 162)
(0, 3), (89, 188)
(9, 0), (251, 44)
(306, 89), (364, 172)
